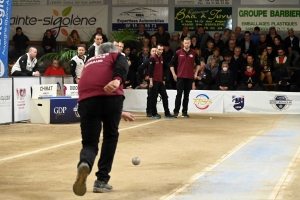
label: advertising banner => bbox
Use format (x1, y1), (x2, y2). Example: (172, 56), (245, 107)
(0, 0), (12, 77)
(175, 0), (232, 5)
(241, 0), (298, 5)
(238, 8), (300, 31)
(40, 76), (63, 96)
(112, 0), (168, 4)
(10, 5), (108, 41)
(50, 98), (80, 123)
(31, 84), (58, 99)
(174, 7), (232, 32)
(13, 77), (40, 122)
(48, 0), (104, 6)
(64, 84), (78, 98)
(0, 78), (13, 123)
(112, 7), (169, 31)
(188, 90), (223, 113)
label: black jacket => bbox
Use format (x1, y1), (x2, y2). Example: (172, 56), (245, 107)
(13, 33), (29, 49)
(42, 35), (56, 53)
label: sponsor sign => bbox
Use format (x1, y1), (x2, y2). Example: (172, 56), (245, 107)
(31, 84), (58, 99)
(174, 7), (232, 32)
(50, 98), (80, 123)
(10, 5), (108, 41)
(238, 8), (300, 31)
(0, 0), (12, 77)
(232, 95), (244, 111)
(112, 0), (168, 4)
(64, 84), (78, 98)
(112, 7), (169, 31)
(175, 0), (232, 5)
(269, 95), (292, 111)
(0, 78), (13, 123)
(241, 0), (298, 5)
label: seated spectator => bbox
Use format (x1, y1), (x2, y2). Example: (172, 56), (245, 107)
(44, 60), (66, 76)
(192, 26), (212, 51)
(225, 32), (240, 48)
(242, 54), (260, 73)
(154, 26), (170, 45)
(275, 68), (296, 92)
(289, 69), (300, 92)
(272, 48), (291, 82)
(193, 61), (212, 90)
(9, 27), (29, 59)
(232, 46), (246, 84)
(223, 39), (236, 57)
(237, 65), (263, 91)
(255, 34), (269, 56)
(93, 27), (108, 42)
(190, 35), (198, 49)
(222, 52), (238, 87)
(137, 38), (151, 56)
(42, 29), (56, 54)
(195, 48), (205, 63)
(240, 31), (255, 58)
(213, 32), (225, 54)
(179, 26), (190, 41)
(203, 40), (214, 63)
(235, 26), (244, 41)
(212, 61), (234, 90)
(266, 26), (282, 45)
(206, 58), (219, 84)
(207, 47), (223, 67)
(257, 48), (272, 84)
(67, 30), (81, 50)
(150, 35), (157, 49)
(272, 36), (287, 55)
(170, 32), (180, 53)
(284, 29), (300, 67)
(250, 26), (260, 45)
(220, 28), (231, 44)
(11, 47), (40, 77)
(266, 45), (276, 71)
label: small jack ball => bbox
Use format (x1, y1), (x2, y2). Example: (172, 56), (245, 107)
(210, 117), (212, 119)
(132, 157), (140, 165)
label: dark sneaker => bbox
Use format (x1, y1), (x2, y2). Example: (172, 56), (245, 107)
(173, 112), (179, 118)
(164, 114), (175, 119)
(73, 162), (90, 196)
(152, 114), (161, 119)
(93, 180), (113, 193)
(182, 113), (190, 118)
(146, 112), (152, 117)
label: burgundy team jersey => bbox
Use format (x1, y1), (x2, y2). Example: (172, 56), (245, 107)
(78, 52), (128, 102)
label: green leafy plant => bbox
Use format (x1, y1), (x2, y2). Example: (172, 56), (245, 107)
(109, 29), (139, 43)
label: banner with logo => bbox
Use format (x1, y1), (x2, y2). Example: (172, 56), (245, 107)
(40, 76), (63, 96)
(0, 78), (13, 124)
(50, 98), (80, 123)
(0, 0), (12, 77)
(10, 5), (108, 41)
(112, 0), (168, 4)
(13, 77), (40, 122)
(174, 7), (232, 32)
(241, 0), (298, 5)
(238, 8), (300, 31)
(112, 7), (169, 31)
(175, 0), (232, 5)
(31, 84), (58, 99)
(64, 84), (78, 98)
(188, 90), (223, 113)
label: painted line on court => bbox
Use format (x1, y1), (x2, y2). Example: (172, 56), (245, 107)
(0, 120), (163, 163)
(160, 116), (285, 200)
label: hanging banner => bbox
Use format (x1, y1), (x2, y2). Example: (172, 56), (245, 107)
(112, 0), (168, 4)
(0, 0), (13, 77)
(112, 7), (169, 31)
(0, 78), (13, 124)
(174, 7), (232, 32)
(238, 8), (300, 31)
(241, 0), (298, 5)
(13, 77), (40, 122)
(175, 0), (232, 5)
(12, 0), (47, 6)
(10, 5), (108, 41)
(48, 0), (104, 6)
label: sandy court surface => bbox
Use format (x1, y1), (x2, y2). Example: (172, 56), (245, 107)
(0, 113), (299, 200)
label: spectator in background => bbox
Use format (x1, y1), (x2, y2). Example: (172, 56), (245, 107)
(284, 29), (300, 67)
(134, 24), (151, 55)
(44, 59), (66, 76)
(137, 46), (150, 68)
(193, 61), (212, 90)
(67, 30), (81, 50)
(213, 32), (225, 54)
(206, 58), (219, 86)
(213, 61), (234, 91)
(240, 31), (255, 59)
(137, 38), (151, 56)
(87, 34), (103, 61)
(190, 35), (198, 49)
(179, 26), (190, 41)
(42, 29), (56, 54)
(9, 27), (29, 59)
(235, 26), (244, 41)
(266, 45), (276, 71)
(203, 40), (214, 63)
(124, 46), (137, 89)
(250, 26), (261, 45)
(11, 47), (40, 77)
(93, 27), (108, 42)
(150, 35), (157, 49)
(272, 36), (287, 56)
(195, 48), (205, 63)
(223, 39), (236, 57)
(162, 44), (174, 89)
(255, 34), (269, 56)
(207, 47), (223, 67)
(232, 46), (245, 84)
(237, 65), (263, 91)
(272, 48), (291, 81)
(170, 32), (180, 54)
(220, 28), (231, 44)
(225, 32), (240, 48)
(266, 26), (282, 45)
(193, 26), (212, 51)
(257, 48), (272, 84)
(70, 44), (87, 84)
(154, 26), (170, 45)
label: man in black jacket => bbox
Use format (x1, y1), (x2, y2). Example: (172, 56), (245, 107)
(9, 27), (29, 59)
(284, 29), (300, 67)
(193, 61), (212, 90)
(87, 34), (103, 61)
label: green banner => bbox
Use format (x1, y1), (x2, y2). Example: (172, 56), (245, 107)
(174, 7), (232, 32)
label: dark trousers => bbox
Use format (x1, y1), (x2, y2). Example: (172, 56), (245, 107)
(236, 83), (263, 91)
(174, 78), (193, 113)
(146, 84), (151, 113)
(11, 71), (30, 76)
(78, 95), (123, 183)
(150, 81), (170, 116)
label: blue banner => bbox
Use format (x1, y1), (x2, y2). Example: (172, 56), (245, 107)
(50, 98), (80, 124)
(0, 0), (12, 77)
